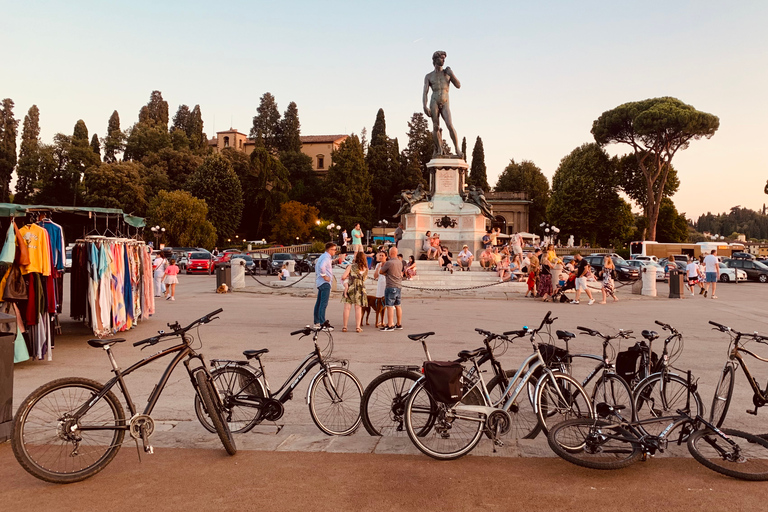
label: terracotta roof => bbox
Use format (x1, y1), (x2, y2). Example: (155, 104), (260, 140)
(207, 137), (217, 145)
(300, 135), (348, 144)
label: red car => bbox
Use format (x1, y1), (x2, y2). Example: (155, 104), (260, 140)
(186, 252), (214, 275)
(213, 252), (243, 268)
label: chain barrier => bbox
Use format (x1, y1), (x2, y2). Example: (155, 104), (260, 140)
(248, 271), (313, 288)
(399, 279), (517, 292)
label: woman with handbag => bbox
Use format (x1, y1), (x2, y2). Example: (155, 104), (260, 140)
(599, 255), (618, 304)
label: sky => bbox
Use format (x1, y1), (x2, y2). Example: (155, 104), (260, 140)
(3, 1), (767, 219)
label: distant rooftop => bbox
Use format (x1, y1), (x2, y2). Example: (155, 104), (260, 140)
(300, 135), (348, 144)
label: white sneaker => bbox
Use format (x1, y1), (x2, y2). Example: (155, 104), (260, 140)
(570, 300), (579, 304)
(588, 299), (595, 305)
(171, 297), (175, 301)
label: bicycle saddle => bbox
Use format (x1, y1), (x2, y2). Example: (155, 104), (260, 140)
(556, 330), (575, 341)
(87, 338), (125, 348)
(641, 330), (659, 342)
(407, 332), (435, 341)
(457, 347), (487, 361)
(243, 349), (269, 359)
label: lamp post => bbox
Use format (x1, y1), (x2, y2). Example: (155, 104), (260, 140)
(326, 223), (335, 242)
(150, 225), (165, 249)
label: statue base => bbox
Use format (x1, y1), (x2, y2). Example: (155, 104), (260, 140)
(398, 158), (488, 259)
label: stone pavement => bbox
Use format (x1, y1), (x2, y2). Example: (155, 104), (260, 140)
(9, 272), (768, 458)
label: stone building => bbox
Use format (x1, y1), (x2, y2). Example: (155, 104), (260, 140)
(208, 130), (348, 176)
(484, 191), (531, 234)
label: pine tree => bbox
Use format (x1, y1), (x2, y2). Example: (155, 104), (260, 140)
(102, 110), (124, 163)
(250, 92), (281, 152)
(321, 135), (373, 228)
(172, 104), (191, 133)
(0, 99), (19, 202)
(90, 133), (101, 160)
(468, 136), (489, 191)
(495, 159), (550, 229)
(139, 90), (169, 130)
(278, 101), (302, 153)
(16, 105), (40, 203)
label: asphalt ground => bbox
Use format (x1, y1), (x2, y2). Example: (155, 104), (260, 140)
(3, 272), (768, 509)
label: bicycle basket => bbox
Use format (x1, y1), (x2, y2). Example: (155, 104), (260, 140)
(423, 361), (464, 404)
(538, 343), (572, 367)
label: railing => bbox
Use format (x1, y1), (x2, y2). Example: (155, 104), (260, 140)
(246, 244), (312, 256)
(554, 247), (611, 256)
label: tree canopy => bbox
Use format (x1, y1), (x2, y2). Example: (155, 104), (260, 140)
(16, 104), (40, 204)
(494, 159), (550, 230)
(321, 135), (373, 229)
(102, 110), (124, 163)
(83, 161), (147, 215)
(148, 190), (216, 248)
(468, 136), (489, 190)
(250, 92), (281, 152)
(186, 153), (244, 243)
(0, 99), (19, 202)
(271, 200), (319, 244)
(592, 96), (719, 240)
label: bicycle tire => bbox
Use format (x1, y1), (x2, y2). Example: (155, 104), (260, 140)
(12, 377), (125, 484)
(709, 364), (735, 428)
(633, 372), (702, 437)
(360, 369), (421, 436)
(308, 367), (363, 435)
(195, 365), (266, 434)
(404, 380), (484, 460)
(592, 374), (635, 421)
(535, 372), (593, 434)
(547, 418), (642, 470)
(195, 370), (237, 455)
(487, 370), (541, 439)
(688, 428), (768, 481)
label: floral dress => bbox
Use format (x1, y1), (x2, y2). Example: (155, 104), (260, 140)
(342, 264), (368, 306)
(602, 268), (616, 298)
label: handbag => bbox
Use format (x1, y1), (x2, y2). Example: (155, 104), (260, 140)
(3, 264), (28, 301)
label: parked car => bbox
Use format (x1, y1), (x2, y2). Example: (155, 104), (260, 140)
(294, 254), (314, 274)
(631, 255), (659, 263)
(730, 252), (755, 260)
(626, 260), (666, 281)
(584, 255), (640, 281)
(723, 259), (768, 283)
(717, 263), (747, 283)
(249, 253), (271, 275)
(214, 252), (241, 268)
(186, 252), (214, 274)
(269, 253), (294, 274)
(230, 254), (255, 274)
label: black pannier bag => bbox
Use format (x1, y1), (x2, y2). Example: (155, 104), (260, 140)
(616, 342), (659, 385)
(533, 343), (572, 379)
(423, 361), (464, 404)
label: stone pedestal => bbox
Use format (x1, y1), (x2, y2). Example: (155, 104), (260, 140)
(398, 158), (488, 258)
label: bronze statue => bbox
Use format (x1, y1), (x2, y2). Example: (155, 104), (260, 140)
(466, 185), (494, 220)
(423, 51), (462, 158)
(395, 183), (430, 217)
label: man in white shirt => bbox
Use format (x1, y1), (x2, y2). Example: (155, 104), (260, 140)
(457, 245), (474, 271)
(703, 250), (720, 299)
(512, 232), (523, 256)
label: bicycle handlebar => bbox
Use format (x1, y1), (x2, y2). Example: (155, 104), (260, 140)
(133, 308), (223, 347)
(503, 328), (529, 338)
(291, 327), (311, 336)
(709, 320), (729, 332)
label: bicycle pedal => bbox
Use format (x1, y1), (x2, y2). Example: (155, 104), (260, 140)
(747, 409), (758, 416)
(494, 439), (504, 447)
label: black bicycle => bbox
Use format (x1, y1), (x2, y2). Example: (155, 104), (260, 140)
(194, 324), (363, 436)
(12, 309), (233, 484)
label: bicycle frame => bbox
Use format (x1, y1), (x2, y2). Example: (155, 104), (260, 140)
(727, 339), (768, 402)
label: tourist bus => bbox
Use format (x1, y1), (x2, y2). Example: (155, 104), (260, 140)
(629, 241), (745, 260)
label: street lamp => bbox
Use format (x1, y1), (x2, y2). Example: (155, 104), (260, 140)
(150, 225), (165, 249)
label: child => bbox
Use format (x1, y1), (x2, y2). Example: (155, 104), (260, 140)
(439, 246), (453, 273)
(163, 258), (180, 301)
(280, 263), (290, 281)
(525, 255), (539, 298)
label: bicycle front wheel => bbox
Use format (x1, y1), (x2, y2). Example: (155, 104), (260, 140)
(592, 374), (635, 421)
(535, 372), (593, 434)
(309, 367), (363, 435)
(487, 370), (540, 439)
(195, 370), (237, 455)
(709, 364), (735, 428)
(12, 377), (126, 484)
(195, 365), (265, 434)
(361, 370), (421, 436)
(547, 418), (642, 470)
(404, 381), (484, 460)
(688, 428), (768, 481)
(634, 373), (702, 437)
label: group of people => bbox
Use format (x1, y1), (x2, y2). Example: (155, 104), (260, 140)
(312, 242), (405, 334)
(680, 249), (721, 299)
(151, 249), (180, 301)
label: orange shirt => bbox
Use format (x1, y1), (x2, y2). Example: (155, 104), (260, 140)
(18, 224), (52, 276)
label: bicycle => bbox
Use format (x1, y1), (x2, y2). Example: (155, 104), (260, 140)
(403, 311), (592, 460)
(547, 372), (768, 481)
(194, 324), (363, 436)
(11, 309), (233, 484)
(360, 329), (540, 439)
(708, 320), (768, 428)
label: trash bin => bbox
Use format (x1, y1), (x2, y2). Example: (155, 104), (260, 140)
(216, 264), (232, 290)
(0, 311), (17, 442)
(668, 269), (685, 299)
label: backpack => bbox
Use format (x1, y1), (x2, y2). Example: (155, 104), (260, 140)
(615, 342), (659, 385)
(423, 361), (464, 404)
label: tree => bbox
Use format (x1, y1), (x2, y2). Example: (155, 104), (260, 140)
(468, 136), (489, 190)
(367, 109), (402, 220)
(278, 101), (302, 153)
(186, 153), (244, 243)
(139, 90), (169, 130)
(148, 190), (216, 248)
(102, 110), (124, 163)
(401, 113), (432, 183)
(271, 200), (319, 243)
(547, 143), (634, 247)
(83, 162), (147, 214)
(171, 104), (206, 153)
(495, 159), (550, 230)
(125, 91), (173, 161)
(616, 153), (679, 210)
(250, 92), (281, 152)
(33, 136), (75, 205)
(172, 104), (191, 133)
(16, 105), (40, 204)
(655, 197), (689, 243)
(142, 147), (202, 191)
(188, 105), (206, 153)
(592, 96), (719, 240)
(67, 120), (100, 205)
(280, 150), (318, 205)
(90, 133), (101, 160)
(320, 135), (373, 229)
(0, 98), (19, 202)
(246, 147), (290, 238)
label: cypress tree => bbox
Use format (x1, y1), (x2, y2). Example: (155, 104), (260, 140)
(278, 101), (302, 153)
(16, 105), (40, 203)
(188, 105), (206, 152)
(250, 92), (281, 152)
(321, 135), (373, 228)
(90, 133), (101, 160)
(102, 110), (124, 163)
(468, 136), (489, 191)
(0, 99), (19, 202)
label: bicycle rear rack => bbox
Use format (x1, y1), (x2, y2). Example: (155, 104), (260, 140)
(380, 364), (421, 373)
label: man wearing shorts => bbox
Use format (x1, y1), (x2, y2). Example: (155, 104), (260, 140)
(351, 223), (364, 253)
(571, 253), (595, 305)
(378, 246), (403, 331)
(703, 249), (720, 299)
(511, 232), (523, 256)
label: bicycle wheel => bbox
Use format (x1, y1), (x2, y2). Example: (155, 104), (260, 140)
(404, 380), (484, 460)
(308, 367), (363, 435)
(709, 364), (735, 428)
(360, 369), (421, 436)
(592, 374), (635, 421)
(195, 370), (237, 455)
(487, 370), (541, 439)
(11, 377), (125, 484)
(195, 366), (265, 434)
(688, 428), (768, 481)
(634, 373), (702, 437)
(547, 418), (642, 470)
(535, 372), (593, 434)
